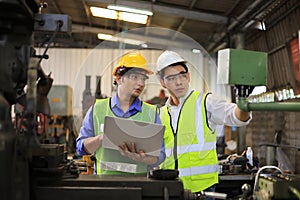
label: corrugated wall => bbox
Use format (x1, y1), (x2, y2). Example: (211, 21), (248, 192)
(245, 0), (300, 91)
(39, 48), (230, 116)
(243, 0), (300, 173)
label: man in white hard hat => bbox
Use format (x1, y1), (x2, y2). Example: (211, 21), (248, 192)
(156, 50), (252, 196)
(76, 51), (165, 175)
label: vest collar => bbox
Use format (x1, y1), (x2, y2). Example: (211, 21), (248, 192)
(111, 93), (142, 113)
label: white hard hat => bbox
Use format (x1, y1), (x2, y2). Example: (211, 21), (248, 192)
(156, 50), (186, 72)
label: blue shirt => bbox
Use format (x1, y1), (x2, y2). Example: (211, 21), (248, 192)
(76, 94), (165, 167)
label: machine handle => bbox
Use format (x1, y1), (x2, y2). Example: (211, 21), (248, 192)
(198, 191), (227, 199)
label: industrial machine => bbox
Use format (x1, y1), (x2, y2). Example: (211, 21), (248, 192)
(0, 1), (222, 200)
(256, 173), (300, 199)
(47, 85), (77, 154)
(217, 48), (300, 199)
(218, 48), (300, 112)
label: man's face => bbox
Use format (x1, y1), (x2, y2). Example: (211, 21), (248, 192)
(160, 65), (190, 98)
(117, 69), (149, 98)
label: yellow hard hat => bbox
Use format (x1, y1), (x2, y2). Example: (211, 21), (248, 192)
(112, 52), (153, 75)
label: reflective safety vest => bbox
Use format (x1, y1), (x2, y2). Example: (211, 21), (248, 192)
(92, 98), (157, 175)
(160, 91), (218, 192)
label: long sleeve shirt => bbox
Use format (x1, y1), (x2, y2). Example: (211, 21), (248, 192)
(165, 88), (252, 134)
(76, 94), (166, 167)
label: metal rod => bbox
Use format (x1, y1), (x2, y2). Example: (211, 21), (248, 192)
(237, 97), (300, 112)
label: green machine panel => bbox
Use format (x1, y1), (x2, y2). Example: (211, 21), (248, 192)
(217, 48), (267, 86)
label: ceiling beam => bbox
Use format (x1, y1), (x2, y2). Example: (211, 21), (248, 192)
(72, 24), (199, 49)
(50, 0), (63, 13)
(82, 0), (92, 26)
(172, 0), (198, 40)
(86, 0), (227, 24)
(206, 0), (272, 53)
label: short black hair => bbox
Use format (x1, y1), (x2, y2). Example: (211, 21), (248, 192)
(115, 66), (133, 76)
(157, 62), (188, 79)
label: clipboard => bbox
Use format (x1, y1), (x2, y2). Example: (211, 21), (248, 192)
(102, 116), (165, 157)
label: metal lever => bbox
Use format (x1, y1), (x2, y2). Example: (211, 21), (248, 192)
(197, 191), (227, 199)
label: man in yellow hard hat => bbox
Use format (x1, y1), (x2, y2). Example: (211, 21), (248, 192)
(76, 51), (165, 174)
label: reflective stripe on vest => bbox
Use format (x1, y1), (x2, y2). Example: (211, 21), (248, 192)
(179, 164), (219, 177)
(165, 141), (216, 156)
(92, 98), (157, 174)
(100, 160), (137, 173)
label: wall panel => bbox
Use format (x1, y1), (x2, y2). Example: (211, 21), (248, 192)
(39, 48), (230, 116)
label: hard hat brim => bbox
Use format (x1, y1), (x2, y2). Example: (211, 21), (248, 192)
(112, 66), (153, 76)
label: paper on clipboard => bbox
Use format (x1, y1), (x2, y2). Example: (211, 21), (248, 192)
(102, 116), (165, 157)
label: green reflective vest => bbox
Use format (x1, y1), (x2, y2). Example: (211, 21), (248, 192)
(92, 98), (157, 175)
(160, 91), (218, 192)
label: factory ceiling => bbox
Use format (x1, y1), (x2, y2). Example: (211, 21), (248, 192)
(34, 0), (282, 53)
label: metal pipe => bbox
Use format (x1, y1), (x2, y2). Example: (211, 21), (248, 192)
(237, 97), (300, 112)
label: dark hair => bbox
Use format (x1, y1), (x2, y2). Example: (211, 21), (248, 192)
(115, 66), (133, 76)
(113, 67), (133, 85)
(157, 62), (188, 79)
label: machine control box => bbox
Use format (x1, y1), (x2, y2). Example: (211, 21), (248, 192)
(48, 85), (73, 116)
(217, 48), (267, 86)
(34, 14), (72, 33)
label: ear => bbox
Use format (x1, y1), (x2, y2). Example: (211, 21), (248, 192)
(187, 72), (191, 82)
(115, 75), (122, 85)
(160, 79), (167, 88)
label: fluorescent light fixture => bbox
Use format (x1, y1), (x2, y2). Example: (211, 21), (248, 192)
(119, 12), (148, 24)
(107, 5), (153, 16)
(121, 38), (144, 46)
(97, 33), (145, 46)
(97, 33), (113, 40)
(90, 6), (117, 19)
(90, 6), (149, 24)
(256, 20), (266, 31)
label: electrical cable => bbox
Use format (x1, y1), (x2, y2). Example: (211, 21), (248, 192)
(38, 20), (62, 64)
(253, 165), (282, 192)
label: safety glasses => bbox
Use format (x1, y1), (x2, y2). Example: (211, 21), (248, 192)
(127, 73), (149, 83)
(163, 71), (188, 84)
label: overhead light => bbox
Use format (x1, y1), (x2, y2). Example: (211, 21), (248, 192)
(90, 7), (117, 19)
(119, 12), (148, 24)
(107, 5), (153, 16)
(121, 38), (145, 46)
(255, 20), (266, 31)
(243, 19), (267, 31)
(97, 33), (146, 46)
(97, 33), (113, 40)
(90, 6), (150, 24)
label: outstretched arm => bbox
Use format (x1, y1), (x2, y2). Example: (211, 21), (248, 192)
(235, 107), (251, 122)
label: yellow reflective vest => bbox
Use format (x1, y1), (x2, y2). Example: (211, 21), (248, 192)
(160, 91), (218, 192)
(92, 98), (157, 175)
